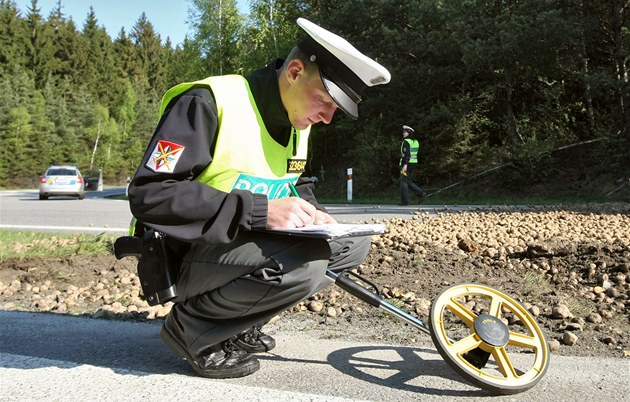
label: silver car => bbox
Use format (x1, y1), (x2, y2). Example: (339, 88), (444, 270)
(39, 165), (85, 200)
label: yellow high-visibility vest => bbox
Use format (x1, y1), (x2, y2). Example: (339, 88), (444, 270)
(401, 138), (419, 164)
(129, 75), (310, 235)
(159, 75), (310, 199)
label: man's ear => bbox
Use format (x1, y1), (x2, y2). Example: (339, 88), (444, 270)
(285, 59), (306, 84)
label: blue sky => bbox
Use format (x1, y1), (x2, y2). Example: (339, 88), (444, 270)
(14, 0), (248, 46)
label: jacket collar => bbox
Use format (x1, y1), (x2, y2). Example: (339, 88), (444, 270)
(246, 59), (292, 146)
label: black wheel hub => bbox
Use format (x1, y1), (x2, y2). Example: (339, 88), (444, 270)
(474, 314), (510, 347)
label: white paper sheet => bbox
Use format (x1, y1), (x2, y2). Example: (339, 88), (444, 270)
(263, 223), (387, 239)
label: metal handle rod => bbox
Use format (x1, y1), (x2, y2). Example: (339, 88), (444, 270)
(378, 298), (433, 337)
(327, 269), (432, 337)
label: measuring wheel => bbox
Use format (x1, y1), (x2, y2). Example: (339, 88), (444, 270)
(429, 283), (550, 395)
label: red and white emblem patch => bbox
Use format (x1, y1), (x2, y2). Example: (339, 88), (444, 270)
(146, 140), (185, 173)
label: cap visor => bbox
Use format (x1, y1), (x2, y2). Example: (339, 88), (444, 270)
(321, 74), (358, 119)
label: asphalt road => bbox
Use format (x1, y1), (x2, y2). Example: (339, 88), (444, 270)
(0, 188), (447, 234)
(0, 188), (538, 235)
(1, 311), (628, 401)
(1, 188), (628, 400)
(0, 188), (134, 234)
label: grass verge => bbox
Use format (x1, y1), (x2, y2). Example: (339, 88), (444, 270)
(0, 231), (115, 262)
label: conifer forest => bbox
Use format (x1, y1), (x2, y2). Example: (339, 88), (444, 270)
(1, 0), (628, 199)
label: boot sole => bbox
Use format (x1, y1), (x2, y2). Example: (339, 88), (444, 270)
(160, 325), (260, 379)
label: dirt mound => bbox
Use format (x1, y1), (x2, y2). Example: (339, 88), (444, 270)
(1, 204), (629, 359)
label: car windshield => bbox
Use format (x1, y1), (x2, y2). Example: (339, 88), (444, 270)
(47, 169), (78, 176)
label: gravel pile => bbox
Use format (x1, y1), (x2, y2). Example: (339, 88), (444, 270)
(1, 204), (629, 358)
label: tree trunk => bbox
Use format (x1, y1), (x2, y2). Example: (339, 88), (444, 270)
(611, 0), (630, 140)
(580, 1), (596, 135)
(90, 119), (101, 171)
(504, 69), (521, 147)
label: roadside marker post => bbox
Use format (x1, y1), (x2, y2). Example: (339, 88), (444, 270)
(347, 168), (353, 202)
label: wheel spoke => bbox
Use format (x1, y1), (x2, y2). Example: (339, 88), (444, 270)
(450, 333), (481, 354)
(445, 298), (477, 327)
(488, 295), (502, 317)
(492, 347), (518, 379)
(508, 331), (539, 349)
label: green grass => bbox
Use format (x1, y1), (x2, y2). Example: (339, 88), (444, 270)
(565, 298), (595, 318)
(315, 193), (623, 205)
(0, 231), (115, 262)
(521, 271), (554, 303)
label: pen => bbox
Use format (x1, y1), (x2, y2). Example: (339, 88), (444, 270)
(288, 182), (300, 198)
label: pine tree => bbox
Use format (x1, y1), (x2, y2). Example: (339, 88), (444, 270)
(24, 0), (56, 89)
(0, 0), (29, 68)
(81, 7), (117, 109)
(131, 13), (167, 95)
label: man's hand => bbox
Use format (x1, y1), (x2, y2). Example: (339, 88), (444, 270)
(267, 199), (337, 228)
(313, 210), (336, 225)
(267, 197), (317, 229)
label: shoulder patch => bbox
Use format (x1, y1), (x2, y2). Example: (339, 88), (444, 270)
(146, 140), (185, 173)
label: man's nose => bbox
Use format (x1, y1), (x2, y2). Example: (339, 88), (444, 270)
(319, 104), (337, 124)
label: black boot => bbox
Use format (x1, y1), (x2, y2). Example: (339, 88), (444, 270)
(161, 320), (260, 379)
(233, 322), (276, 353)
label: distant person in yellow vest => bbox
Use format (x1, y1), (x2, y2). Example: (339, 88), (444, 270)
(127, 18), (390, 379)
(399, 125), (425, 205)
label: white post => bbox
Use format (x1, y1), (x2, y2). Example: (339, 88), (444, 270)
(97, 168), (103, 192)
(125, 176), (131, 197)
(347, 168), (353, 202)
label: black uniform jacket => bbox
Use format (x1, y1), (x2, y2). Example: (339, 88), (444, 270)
(128, 59), (324, 245)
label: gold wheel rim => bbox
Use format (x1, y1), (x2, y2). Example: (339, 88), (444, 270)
(430, 283), (550, 390)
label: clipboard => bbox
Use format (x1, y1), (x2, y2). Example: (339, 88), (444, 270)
(261, 223), (387, 239)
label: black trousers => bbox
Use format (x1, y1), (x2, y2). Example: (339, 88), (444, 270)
(168, 232), (371, 356)
(400, 163), (424, 204)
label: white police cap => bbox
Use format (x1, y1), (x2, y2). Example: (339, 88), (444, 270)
(402, 125), (414, 133)
(297, 18), (391, 119)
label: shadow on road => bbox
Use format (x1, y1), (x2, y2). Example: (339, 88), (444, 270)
(0, 311), (187, 376)
(1, 310), (487, 397)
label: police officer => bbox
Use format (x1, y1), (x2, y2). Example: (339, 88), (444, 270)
(399, 124), (425, 205)
(127, 18), (391, 379)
